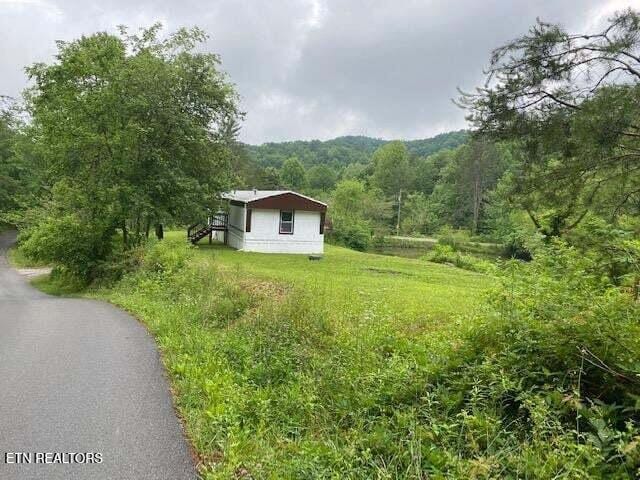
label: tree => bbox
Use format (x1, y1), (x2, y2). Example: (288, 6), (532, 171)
(331, 180), (368, 221)
(280, 157), (306, 190)
(401, 192), (438, 235)
(460, 9), (640, 236)
(412, 149), (453, 195)
(340, 162), (368, 181)
(22, 24), (240, 278)
(330, 180), (371, 250)
(371, 141), (411, 196)
(0, 106), (19, 216)
(458, 139), (504, 234)
(0, 100), (44, 223)
(307, 164), (337, 191)
(261, 166), (282, 189)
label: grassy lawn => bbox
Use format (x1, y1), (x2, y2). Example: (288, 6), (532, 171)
(30, 232), (494, 478)
(7, 245), (50, 268)
(188, 232), (487, 332)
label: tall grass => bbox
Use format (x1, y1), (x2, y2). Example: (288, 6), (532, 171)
(89, 237), (640, 478)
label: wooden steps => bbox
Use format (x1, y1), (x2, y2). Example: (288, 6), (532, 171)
(187, 213), (229, 244)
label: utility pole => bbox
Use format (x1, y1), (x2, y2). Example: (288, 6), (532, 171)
(396, 189), (402, 236)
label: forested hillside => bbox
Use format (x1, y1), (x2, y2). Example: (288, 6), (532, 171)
(243, 130), (468, 169)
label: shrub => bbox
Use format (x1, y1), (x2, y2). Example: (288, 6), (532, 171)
(141, 237), (193, 274)
(331, 221), (372, 251)
(433, 240), (640, 477)
(436, 226), (471, 249)
(424, 244), (493, 273)
(502, 230), (533, 260)
(19, 213), (115, 281)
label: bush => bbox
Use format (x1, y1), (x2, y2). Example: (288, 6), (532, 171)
(424, 244), (493, 273)
(331, 221), (372, 251)
(433, 240), (640, 477)
(19, 213), (115, 281)
(436, 226), (471, 249)
(502, 230), (533, 260)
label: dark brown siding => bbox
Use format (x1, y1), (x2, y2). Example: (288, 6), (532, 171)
(320, 212), (326, 234)
(245, 209), (252, 232)
(248, 192), (327, 212)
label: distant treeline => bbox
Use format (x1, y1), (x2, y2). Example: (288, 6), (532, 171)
(242, 130), (469, 169)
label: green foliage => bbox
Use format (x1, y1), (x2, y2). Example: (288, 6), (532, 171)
(462, 10), (640, 235)
(0, 107), (19, 216)
(72, 232), (640, 478)
(306, 164), (336, 191)
(328, 180), (393, 250)
(0, 102), (44, 222)
(82, 233), (488, 478)
(19, 212), (113, 281)
(372, 141), (411, 196)
(435, 226), (471, 248)
(19, 24), (240, 276)
(31, 267), (88, 296)
(411, 148), (452, 195)
(261, 166), (281, 189)
(330, 179), (368, 220)
(424, 244), (493, 273)
(331, 221), (371, 251)
(279, 157), (307, 190)
(329, 180), (373, 250)
(400, 192), (438, 234)
(244, 131), (468, 172)
(502, 230), (533, 260)
(442, 241), (640, 477)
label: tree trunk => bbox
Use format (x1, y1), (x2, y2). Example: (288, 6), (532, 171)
(134, 213), (141, 240)
(472, 175), (481, 235)
(122, 221), (128, 249)
(155, 223), (164, 240)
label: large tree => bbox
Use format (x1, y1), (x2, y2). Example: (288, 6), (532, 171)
(0, 104), (19, 216)
(280, 157), (307, 190)
(25, 25), (240, 245)
(461, 9), (640, 236)
(371, 141), (411, 197)
(307, 164), (337, 192)
(21, 25), (241, 278)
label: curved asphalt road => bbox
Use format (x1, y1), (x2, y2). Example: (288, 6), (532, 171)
(0, 230), (196, 480)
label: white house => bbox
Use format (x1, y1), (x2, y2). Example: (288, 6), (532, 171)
(215, 190), (327, 254)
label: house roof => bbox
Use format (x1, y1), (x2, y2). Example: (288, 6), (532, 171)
(222, 190), (289, 203)
(222, 190), (327, 211)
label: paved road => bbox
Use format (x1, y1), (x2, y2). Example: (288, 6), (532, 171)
(0, 231), (196, 480)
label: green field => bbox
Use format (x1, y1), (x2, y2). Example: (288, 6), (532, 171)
(190, 233), (487, 329)
(87, 233), (492, 478)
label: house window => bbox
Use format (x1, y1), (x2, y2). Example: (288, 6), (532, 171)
(279, 210), (294, 234)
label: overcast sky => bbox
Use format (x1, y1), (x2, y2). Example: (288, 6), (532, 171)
(1, 0), (639, 144)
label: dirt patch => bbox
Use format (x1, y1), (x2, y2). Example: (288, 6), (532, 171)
(17, 267), (52, 278)
(363, 267), (416, 278)
(237, 278), (290, 302)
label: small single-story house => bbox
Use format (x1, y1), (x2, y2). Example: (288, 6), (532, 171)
(215, 190), (327, 254)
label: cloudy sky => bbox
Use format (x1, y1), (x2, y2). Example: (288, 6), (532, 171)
(1, 0), (638, 144)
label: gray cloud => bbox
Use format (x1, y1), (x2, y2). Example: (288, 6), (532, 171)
(1, 0), (637, 143)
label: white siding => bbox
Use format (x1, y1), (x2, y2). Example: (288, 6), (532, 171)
(243, 209), (324, 254)
(226, 203), (245, 250)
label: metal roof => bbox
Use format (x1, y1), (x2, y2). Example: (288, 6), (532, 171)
(222, 190), (327, 206)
